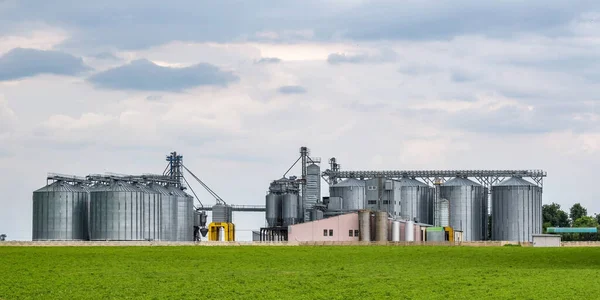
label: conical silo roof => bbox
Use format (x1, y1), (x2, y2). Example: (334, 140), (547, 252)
(331, 178), (365, 187)
(394, 177), (428, 187)
(495, 176), (536, 187)
(34, 181), (85, 193)
(442, 177), (481, 187)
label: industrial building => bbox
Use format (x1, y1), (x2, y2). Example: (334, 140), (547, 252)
(31, 146), (547, 243)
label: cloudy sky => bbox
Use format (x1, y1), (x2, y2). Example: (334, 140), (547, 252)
(1, 1), (599, 240)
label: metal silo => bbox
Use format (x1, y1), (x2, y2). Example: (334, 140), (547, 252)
(358, 210), (371, 241)
(482, 187), (489, 240)
(440, 177), (485, 241)
(169, 186), (193, 241)
(265, 192), (281, 227)
(149, 183), (177, 241)
(32, 181), (88, 241)
(329, 178), (366, 211)
(282, 193), (300, 226)
(90, 181), (147, 241)
(134, 183), (161, 241)
(394, 177), (434, 224)
(375, 211), (388, 241)
(492, 177), (542, 242)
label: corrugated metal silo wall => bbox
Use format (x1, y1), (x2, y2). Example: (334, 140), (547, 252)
(150, 184), (177, 241)
(492, 185), (542, 242)
(90, 183), (146, 241)
(398, 186), (433, 224)
(282, 193), (300, 226)
(440, 185), (484, 241)
(483, 187), (489, 240)
(304, 164), (321, 221)
(265, 193), (281, 227)
(32, 182), (88, 241)
(329, 180), (366, 211)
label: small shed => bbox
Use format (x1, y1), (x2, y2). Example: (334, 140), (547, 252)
(532, 234), (561, 247)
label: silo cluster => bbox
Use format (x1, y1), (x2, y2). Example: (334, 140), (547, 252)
(32, 180), (194, 241)
(265, 178), (301, 227)
(438, 177), (486, 241)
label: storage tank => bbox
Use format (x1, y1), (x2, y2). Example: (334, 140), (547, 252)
(90, 181), (150, 241)
(265, 193), (281, 227)
(134, 183), (162, 241)
(282, 193), (300, 226)
(375, 211), (388, 241)
(440, 177), (485, 241)
(148, 183), (177, 241)
(391, 221), (401, 242)
(304, 163), (321, 221)
(358, 210), (371, 241)
(482, 187), (489, 240)
(405, 220), (415, 242)
(492, 177), (542, 242)
(169, 186), (194, 241)
(327, 197), (343, 210)
(32, 181), (88, 241)
(394, 177), (434, 225)
(329, 179), (366, 211)
(309, 209), (324, 221)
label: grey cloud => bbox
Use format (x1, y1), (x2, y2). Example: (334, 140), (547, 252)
(88, 59), (239, 91)
(92, 52), (120, 60)
(327, 48), (397, 65)
(255, 57), (282, 64)
(277, 85), (307, 94)
(450, 70), (476, 83)
(4, 1), (596, 50)
(0, 48), (90, 81)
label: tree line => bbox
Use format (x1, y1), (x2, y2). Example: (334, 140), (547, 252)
(542, 203), (600, 241)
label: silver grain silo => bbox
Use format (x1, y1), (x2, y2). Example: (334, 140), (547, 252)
(169, 186), (194, 241)
(32, 181), (88, 241)
(265, 192), (282, 227)
(329, 178), (366, 211)
(492, 177), (542, 242)
(134, 183), (161, 241)
(439, 177), (485, 241)
(303, 164), (321, 221)
(394, 177), (434, 224)
(282, 193), (300, 226)
(482, 187), (489, 240)
(90, 181), (148, 241)
(149, 183), (178, 241)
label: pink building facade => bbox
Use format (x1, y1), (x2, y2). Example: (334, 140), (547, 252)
(288, 212), (360, 242)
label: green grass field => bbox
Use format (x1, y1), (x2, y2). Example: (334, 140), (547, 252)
(1, 246), (599, 299)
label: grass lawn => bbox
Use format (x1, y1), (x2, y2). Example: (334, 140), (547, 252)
(1, 246), (599, 299)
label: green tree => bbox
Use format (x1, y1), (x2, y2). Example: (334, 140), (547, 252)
(542, 203), (570, 230)
(595, 214), (600, 226)
(573, 216), (599, 228)
(570, 203), (587, 223)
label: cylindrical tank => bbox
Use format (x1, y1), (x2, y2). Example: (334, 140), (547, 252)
(309, 209), (324, 221)
(282, 193), (299, 226)
(440, 177), (485, 241)
(375, 211), (388, 241)
(32, 181), (88, 241)
(135, 183), (162, 241)
(492, 177), (542, 242)
(265, 193), (281, 227)
(327, 197), (343, 210)
(329, 179), (366, 211)
(169, 186), (194, 241)
(148, 183), (177, 241)
(90, 181), (149, 241)
(391, 221), (401, 242)
(394, 177), (434, 225)
(437, 199), (450, 227)
(405, 220), (415, 242)
(482, 187), (489, 240)
(358, 210), (371, 241)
